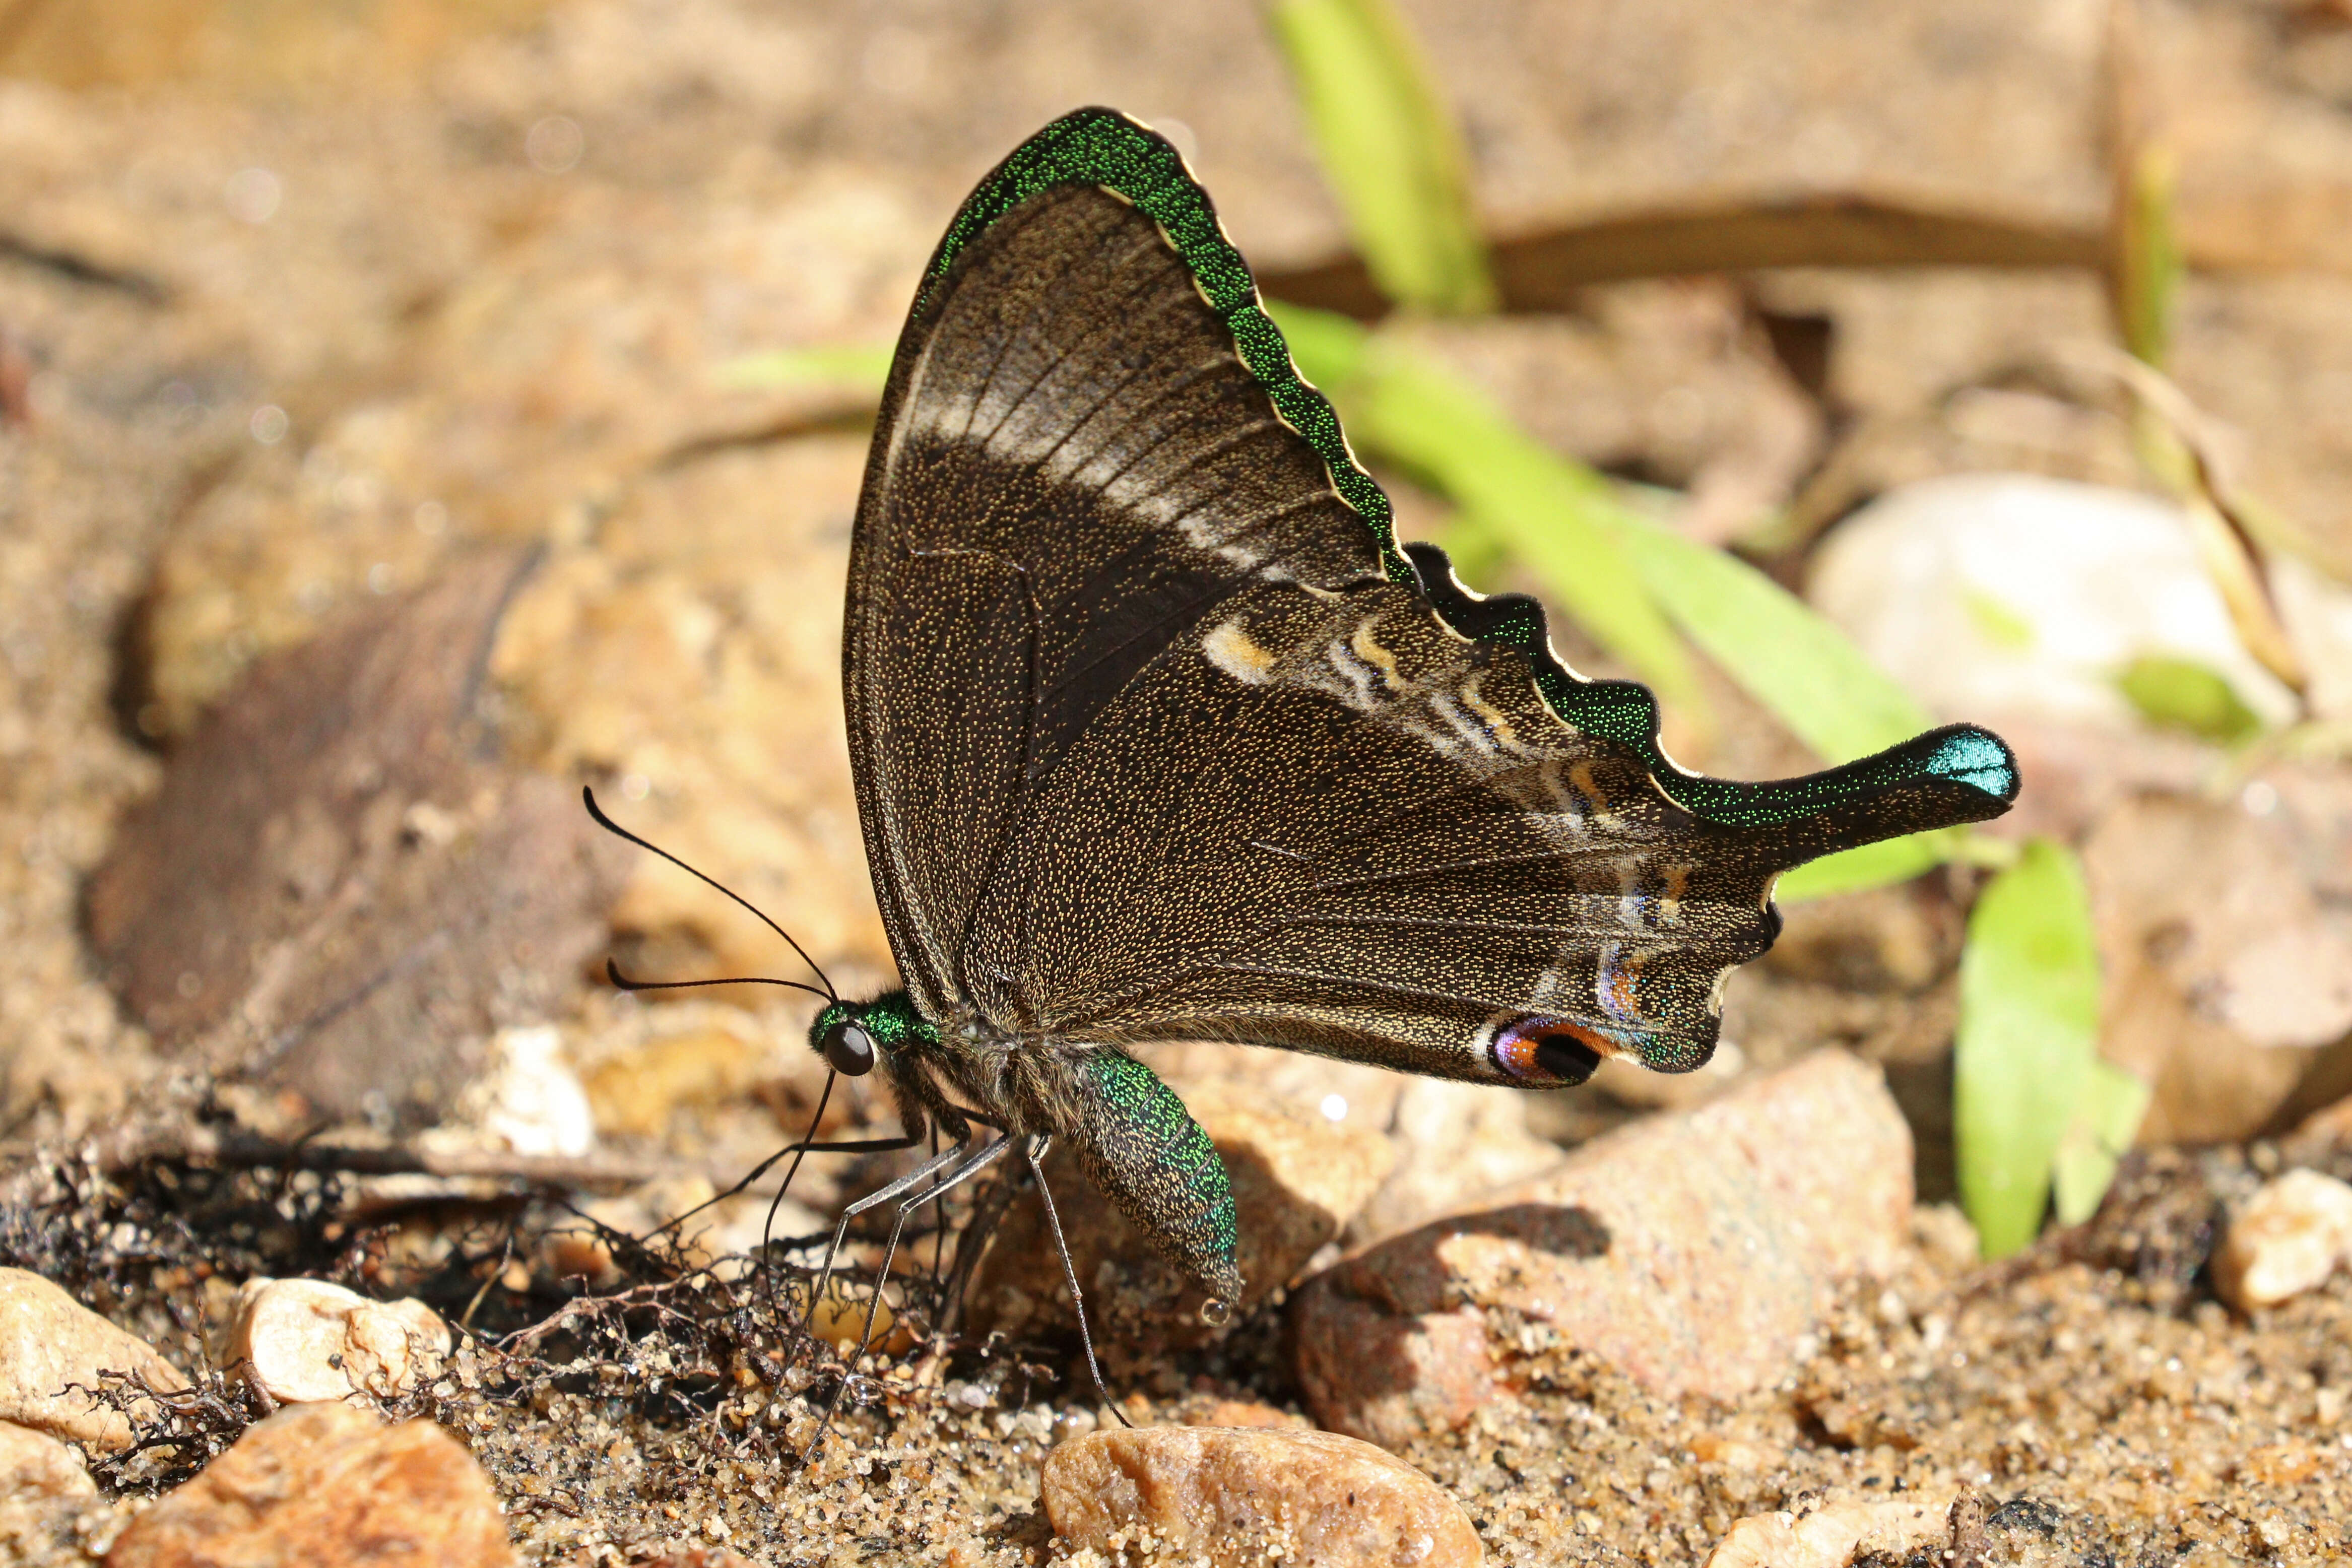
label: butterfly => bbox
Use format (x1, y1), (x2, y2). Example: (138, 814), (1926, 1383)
(734, 108), (2016, 1346)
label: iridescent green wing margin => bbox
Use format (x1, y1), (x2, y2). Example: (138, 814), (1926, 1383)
(908, 106), (2020, 831)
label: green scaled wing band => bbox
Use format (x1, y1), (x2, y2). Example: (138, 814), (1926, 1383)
(911, 106), (2019, 833)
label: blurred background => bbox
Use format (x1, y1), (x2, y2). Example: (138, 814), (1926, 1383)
(4, 0), (2351, 1273)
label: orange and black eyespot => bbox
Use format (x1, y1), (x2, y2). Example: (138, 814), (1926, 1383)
(1487, 1016), (1622, 1086)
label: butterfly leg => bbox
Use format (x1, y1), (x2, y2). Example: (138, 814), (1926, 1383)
(795, 1133), (1014, 1468)
(796, 1136), (975, 1346)
(1025, 1133), (1131, 1426)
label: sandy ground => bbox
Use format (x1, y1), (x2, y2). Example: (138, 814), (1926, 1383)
(6, 2), (2352, 1563)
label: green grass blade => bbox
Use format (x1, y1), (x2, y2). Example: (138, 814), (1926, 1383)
(1608, 512), (1934, 762)
(1612, 508), (1975, 896)
(1272, 301), (1704, 726)
(1351, 350), (1702, 720)
(715, 342), (894, 392)
(1775, 834), (1951, 903)
(2114, 144), (2180, 370)
(2051, 1061), (2152, 1227)
(1267, 0), (1495, 314)
(1955, 838), (2104, 1259)
(1275, 299), (1979, 889)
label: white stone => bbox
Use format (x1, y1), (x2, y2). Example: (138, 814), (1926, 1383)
(217, 1279), (450, 1404)
(1807, 474), (2311, 732)
(1703, 1498), (1953, 1567)
(464, 1023), (596, 1157)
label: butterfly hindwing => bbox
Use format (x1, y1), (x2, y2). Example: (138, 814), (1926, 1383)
(964, 574), (1797, 1079)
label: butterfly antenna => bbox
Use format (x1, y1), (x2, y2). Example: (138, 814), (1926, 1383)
(605, 958), (831, 1003)
(583, 785), (837, 1001)
(1025, 1136), (1131, 1427)
(758, 1071), (838, 1324)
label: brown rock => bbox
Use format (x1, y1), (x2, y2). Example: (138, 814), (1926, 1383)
(1701, 1497), (1952, 1567)
(105, 1402), (515, 1567)
(967, 1077), (1393, 1350)
(2212, 1169), (2352, 1313)
(2084, 789), (2352, 1145)
(85, 551), (629, 1124)
(1041, 1426), (1480, 1568)
(0, 1269), (188, 1455)
(1352, 1079), (1573, 1244)
(1135, 1042), (1561, 1246)
(0, 1420), (97, 1498)
(1291, 1052), (1911, 1447)
(215, 1279), (449, 1405)
(582, 1027), (766, 1140)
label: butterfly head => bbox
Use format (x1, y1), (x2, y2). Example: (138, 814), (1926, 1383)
(808, 991), (934, 1078)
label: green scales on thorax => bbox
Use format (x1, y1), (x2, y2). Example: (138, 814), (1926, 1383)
(782, 107), (2017, 1322)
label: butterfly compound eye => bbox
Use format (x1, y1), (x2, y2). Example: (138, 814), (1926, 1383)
(821, 1020), (876, 1076)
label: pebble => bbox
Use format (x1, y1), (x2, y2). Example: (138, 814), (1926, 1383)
(2213, 1168), (2352, 1312)
(1042, 1425), (1481, 1567)
(0, 1419), (97, 1498)
(214, 1279), (450, 1405)
(1290, 1052), (1911, 1447)
(1806, 473), (2304, 735)
(0, 1268), (188, 1454)
(967, 1077), (1394, 1347)
(104, 1401), (515, 1567)
(1702, 1497), (1952, 1567)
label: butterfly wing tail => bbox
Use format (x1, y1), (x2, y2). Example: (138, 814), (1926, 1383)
(1715, 723), (2021, 873)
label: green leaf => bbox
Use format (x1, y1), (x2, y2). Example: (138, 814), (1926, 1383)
(1266, 298), (1373, 390)
(1607, 511), (1935, 764)
(2051, 1061), (2152, 1227)
(1954, 839), (2104, 1259)
(715, 342), (894, 393)
(2115, 652), (2263, 745)
(1775, 833), (1951, 903)
(1267, 0), (1496, 314)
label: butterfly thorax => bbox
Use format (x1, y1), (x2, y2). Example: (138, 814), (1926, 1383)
(807, 990), (1246, 1308)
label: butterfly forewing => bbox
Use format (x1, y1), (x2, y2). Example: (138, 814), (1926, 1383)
(847, 182), (1385, 1016)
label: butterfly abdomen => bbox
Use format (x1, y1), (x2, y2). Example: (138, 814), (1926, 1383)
(1060, 1047), (1244, 1310)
